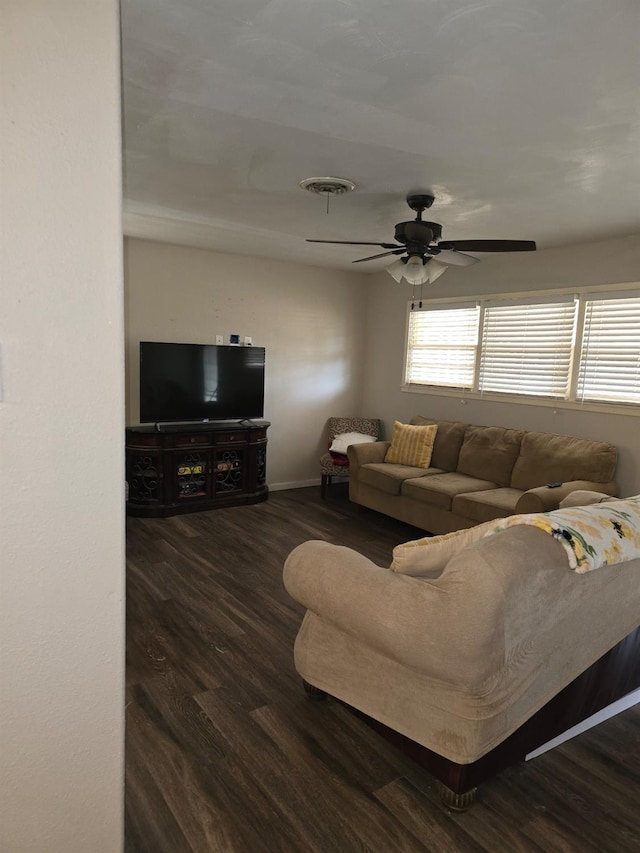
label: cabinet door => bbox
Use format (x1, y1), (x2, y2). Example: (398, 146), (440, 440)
(127, 450), (163, 505)
(171, 449), (212, 502)
(254, 444), (267, 487)
(213, 448), (245, 494)
(245, 440), (267, 494)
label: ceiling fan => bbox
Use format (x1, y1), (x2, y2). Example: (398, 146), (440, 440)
(307, 193), (536, 285)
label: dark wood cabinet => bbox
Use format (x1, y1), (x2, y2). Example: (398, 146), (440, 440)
(126, 421), (269, 517)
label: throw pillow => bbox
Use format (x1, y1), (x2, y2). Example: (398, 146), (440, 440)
(390, 518), (505, 577)
(384, 421), (437, 468)
(329, 432), (377, 456)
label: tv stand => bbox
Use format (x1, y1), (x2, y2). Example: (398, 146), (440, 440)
(126, 420), (270, 517)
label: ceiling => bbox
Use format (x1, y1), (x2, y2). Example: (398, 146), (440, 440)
(121, 0), (640, 272)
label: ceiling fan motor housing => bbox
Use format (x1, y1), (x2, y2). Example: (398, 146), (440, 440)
(394, 220), (442, 245)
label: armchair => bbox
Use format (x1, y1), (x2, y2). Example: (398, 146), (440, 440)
(320, 417), (381, 499)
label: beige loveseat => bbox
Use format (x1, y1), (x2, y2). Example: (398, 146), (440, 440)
(348, 417), (618, 534)
(284, 496), (640, 806)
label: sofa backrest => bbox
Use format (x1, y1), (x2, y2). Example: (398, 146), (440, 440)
(411, 416), (468, 471)
(408, 417), (618, 491)
(456, 425), (524, 486)
(510, 431), (618, 490)
(327, 417), (381, 441)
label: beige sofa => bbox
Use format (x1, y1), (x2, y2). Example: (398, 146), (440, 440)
(348, 417), (618, 533)
(284, 497), (640, 806)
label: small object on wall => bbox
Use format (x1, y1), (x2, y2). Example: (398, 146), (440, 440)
(244, 336), (252, 346)
(229, 334), (240, 345)
(215, 335), (224, 345)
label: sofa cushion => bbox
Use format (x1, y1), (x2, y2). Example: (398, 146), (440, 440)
(510, 431), (618, 491)
(385, 421), (438, 468)
(359, 462), (443, 496)
(390, 517), (505, 577)
(452, 488), (524, 524)
(456, 425), (524, 487)
(411, 416), (468, 471)
(402, 472), (498, 511)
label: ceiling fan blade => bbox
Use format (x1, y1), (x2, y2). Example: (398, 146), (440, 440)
(352, 249), (405, 263)
(438, 239), (536, 253)
(307, 239), (402, 248)
(428, 248), (479, 267)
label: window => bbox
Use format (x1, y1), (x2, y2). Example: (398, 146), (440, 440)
(479, 298), (577, 398)
(405, 304), (480, 389)
(404, 289), (640, 409)
(578, 296), (640, 404)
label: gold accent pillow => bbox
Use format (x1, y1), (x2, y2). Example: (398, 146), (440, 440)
(391, 518), (505, 577)
(384, 421), (438, 468)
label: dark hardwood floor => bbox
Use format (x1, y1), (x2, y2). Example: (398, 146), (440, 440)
(126, 484), (640, 852)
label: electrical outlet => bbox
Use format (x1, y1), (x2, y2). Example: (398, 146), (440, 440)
(244, 336), (252, 346)
(215, 335), (224, 345)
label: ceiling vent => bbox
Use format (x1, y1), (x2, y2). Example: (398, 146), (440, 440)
(299, 176), (357, 196)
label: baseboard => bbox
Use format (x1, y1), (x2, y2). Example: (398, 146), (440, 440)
(268, 479), (322, 492)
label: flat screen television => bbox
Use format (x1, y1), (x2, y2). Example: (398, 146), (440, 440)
(140, 341), (265, 424)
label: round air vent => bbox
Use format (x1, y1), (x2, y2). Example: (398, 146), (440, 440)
(299, 177), (357, 196)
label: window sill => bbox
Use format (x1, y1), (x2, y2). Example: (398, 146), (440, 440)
(401, 384), (640, 417)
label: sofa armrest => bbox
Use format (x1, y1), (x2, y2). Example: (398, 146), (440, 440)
(516, 480), (618, 513)
(347, 440), (390, 473)
(284, 533), (567, 686)
(284, 529), (597, 691)
(283, 540), (455, 678)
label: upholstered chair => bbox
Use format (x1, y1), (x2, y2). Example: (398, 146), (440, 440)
(320, 417), (382, 499)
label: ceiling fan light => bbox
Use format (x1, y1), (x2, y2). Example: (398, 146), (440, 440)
(386, 259), (407, 283)
(386, 255), (449, 286)
(426, 260), (448, 283)
(402, 256), (429, 285)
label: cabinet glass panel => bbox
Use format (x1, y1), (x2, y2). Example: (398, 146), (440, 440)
(214, 449), (244, 493)
(175, 451), (209, 499)
(128, 452), (162, 502)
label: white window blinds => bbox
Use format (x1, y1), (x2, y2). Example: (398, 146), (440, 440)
(406, 305), (480, 388)
(479, 299), (577, 398)
(577, 295), (640, 404)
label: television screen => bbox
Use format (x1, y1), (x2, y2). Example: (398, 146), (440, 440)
(140, 342), (265, 423)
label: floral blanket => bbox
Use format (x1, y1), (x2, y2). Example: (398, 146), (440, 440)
(487, 497), (640, 573)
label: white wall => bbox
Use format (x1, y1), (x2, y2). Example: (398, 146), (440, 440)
(362, 234), (640, 496)
(0, 3), (124, 851)
(125, 238), (369, 487)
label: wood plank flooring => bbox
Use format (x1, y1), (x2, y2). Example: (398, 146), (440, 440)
(126, 485), (640, 852)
